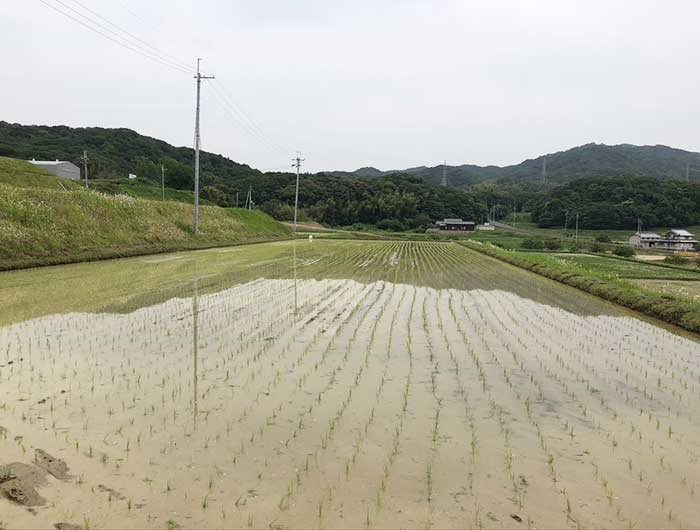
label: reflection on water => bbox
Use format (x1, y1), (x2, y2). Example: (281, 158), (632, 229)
(0, 240), (630, 329)
(2, 273), (700, 528)
(193, 261), (199, 431)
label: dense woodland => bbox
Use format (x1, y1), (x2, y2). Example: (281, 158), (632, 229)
(531, 176), (700, 229)
(3, 121), (700, 230)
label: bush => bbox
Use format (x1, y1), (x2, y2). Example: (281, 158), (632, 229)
(521, 238), (545, 250)
(665, 254), (690, 265)
(596, 234), (612, 243)
(543, 239), (562, 250)
(376, 219), (405, 231)
(590, 242), (605, 253)
(613, 246), (635, 257)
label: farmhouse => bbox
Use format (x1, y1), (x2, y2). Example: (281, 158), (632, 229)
(629, 229), (698, 252)
(435, 218), (476, 231)
(29, 159), (81, 181)
(629, 232), (662, 249)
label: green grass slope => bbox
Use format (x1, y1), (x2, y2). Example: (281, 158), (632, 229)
(0, 158), (290, 270)
(89, 177), (213, 205)
(0, 156), (83, 190)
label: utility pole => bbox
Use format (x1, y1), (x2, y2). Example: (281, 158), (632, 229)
(161, 164), (166, 201)
(575, 212), (579, 243)
(292, 151), (305, 234)
(81, 150), (89, 188)
(441, 161), (447, 187)
(236, 192), (239, 208)
(687, 163), (691, 182)
(193, 58), (215, 235)
(637, 218), (642, 234)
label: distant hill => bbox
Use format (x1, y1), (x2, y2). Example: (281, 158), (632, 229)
(0, 121), (260, 206)
(530, 175), (700, 229)
(332, 143), (700, 188)
(0, 122), (486, 228)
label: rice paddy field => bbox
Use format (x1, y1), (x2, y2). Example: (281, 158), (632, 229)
(2, 240), (700, 529)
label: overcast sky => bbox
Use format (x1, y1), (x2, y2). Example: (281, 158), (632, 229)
(2, 0), (700, 173)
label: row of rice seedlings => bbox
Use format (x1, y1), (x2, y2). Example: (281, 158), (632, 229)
(482, 289), (698, 526)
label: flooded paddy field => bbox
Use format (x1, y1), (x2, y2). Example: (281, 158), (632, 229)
(1, 240), (700, 529)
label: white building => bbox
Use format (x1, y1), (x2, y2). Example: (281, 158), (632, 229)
(629, 232), (662, 249)
(476, 222), (496, 231)
(660, 229), (698, 251)
(29, 159), (81, 181)
(629, 230), (698, 252)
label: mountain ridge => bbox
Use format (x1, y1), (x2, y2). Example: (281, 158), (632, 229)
(327, 143), (700, 188)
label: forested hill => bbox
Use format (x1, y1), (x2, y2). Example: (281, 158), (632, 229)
(0, 122), (486, 228)
(331, 143), (700, 188)
(0, 121), (260, 193)
(530, 175), (700, 229)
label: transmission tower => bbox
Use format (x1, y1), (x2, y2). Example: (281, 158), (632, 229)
(193, 58), (215, 235)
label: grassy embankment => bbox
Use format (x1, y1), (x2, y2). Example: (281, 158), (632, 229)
(0, 157), (290, 270)
(460, 240), (700, 333)
(89, 177), (215, 204)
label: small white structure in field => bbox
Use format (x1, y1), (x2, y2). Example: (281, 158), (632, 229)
(128, 173), (138, 180)
(29, 159), (81, 180)
(476, 222), (496, 231)
(309, 235), (313, 242)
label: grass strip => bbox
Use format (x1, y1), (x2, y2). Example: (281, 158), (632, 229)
(459, 240), (700, 334)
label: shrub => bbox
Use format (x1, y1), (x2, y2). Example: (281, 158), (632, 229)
(377, 219), (405, 231)
(590, 242), (605, 253)
(613, 246), (635, 257)
(522, 238), (545, 250)
(596, 234), (612, 243)
(664, 255), (689, 265)
(543, 239), (562, 250)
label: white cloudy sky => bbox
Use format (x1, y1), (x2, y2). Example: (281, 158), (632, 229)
(2, 0), (700, 172)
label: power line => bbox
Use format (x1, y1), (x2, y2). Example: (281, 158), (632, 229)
(39, 0), (297, 172)
(38, 0), (190, 74)
(210, 80), (291, 156)
(65, 0), (191, 70)
(208, 86), (288, 160)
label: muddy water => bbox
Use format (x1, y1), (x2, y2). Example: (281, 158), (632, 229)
(1, 240), (699, 529)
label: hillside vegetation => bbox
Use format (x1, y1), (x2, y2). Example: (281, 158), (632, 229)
(89, 177), (213, 205)
(0, 156), (83, 190)
(0, 122), (487, 226)
(530, 175), (700, 229)
(0, 158), (289, 270)
(331, 143), (700, 188)
(0, 120), (259, 200)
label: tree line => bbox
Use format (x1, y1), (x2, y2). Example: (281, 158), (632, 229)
(530, 175), (700, 229)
